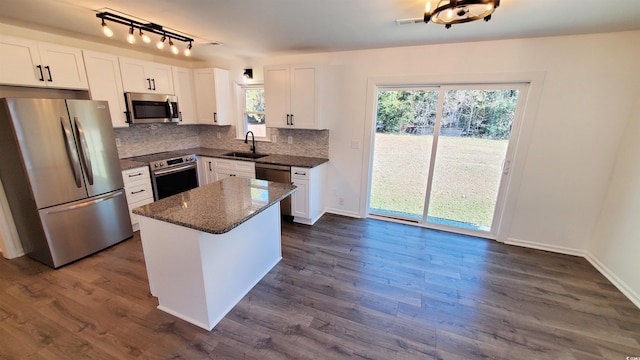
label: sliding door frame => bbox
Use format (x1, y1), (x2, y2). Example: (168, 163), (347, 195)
(361, 72), (546, 242)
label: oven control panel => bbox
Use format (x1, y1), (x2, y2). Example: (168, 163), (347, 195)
(151, 154), (196, 169)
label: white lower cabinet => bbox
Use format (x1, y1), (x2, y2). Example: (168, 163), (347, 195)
(122, 166), (154, 231)
(198, 157), (255, 185)
(291, 163), (327, 225)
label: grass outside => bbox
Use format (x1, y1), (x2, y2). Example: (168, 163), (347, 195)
(370, 133), (508, 229)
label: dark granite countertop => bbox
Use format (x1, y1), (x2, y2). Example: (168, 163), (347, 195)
(120, 159), (147, 170)
(132, 178), (296, 235)
(121, 147), (328, 171)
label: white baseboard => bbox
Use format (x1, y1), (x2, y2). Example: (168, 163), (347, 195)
(507, 237), (640, 310)
(584, 251), (640, 310)
(325, 208), (362, 219)
(505, 237), (585, 257)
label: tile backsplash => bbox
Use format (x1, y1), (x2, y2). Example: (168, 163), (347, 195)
(114, 124), (329, 159)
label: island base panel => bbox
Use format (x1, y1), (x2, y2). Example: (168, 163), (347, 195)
(138, 205), (282, 331)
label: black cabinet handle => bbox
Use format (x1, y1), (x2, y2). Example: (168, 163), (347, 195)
(146, 78), (151, 90)
(130, 189), (146, 195)
(44, 66), (52, 82)
(213, 112), (217, 123)
(208, 161), (212, 172)
(36, 65), (44, 81)
(286, 114), (290, 125)
(290, 114), (294, 126)
(179, 111), (182, 122)
(151, 78), (156, 90)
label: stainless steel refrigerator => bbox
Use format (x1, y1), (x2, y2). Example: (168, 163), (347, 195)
(0, 98), (133, 268)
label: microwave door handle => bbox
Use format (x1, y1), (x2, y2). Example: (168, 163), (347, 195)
(60, 117), (83, 187)
(166, 99), (172, 117)
(74, 117), (94, 185)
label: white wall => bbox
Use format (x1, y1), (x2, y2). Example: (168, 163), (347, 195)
(251, 31), (640, 255)
(587, 93), (640, 308)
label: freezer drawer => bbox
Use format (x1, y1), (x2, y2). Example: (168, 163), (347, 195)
(37, 190), (133, 268)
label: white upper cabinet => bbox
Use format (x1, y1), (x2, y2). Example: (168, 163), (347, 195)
(264, 64), (324, 130)
(172, 67), (197, 125)
(193, 68), (232, 125)
(82, 50), (128, 128)
(119, 57), (174, 94)
(0, 35), (88, 90)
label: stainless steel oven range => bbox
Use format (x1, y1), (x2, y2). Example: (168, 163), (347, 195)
(149, 154), (198, 200)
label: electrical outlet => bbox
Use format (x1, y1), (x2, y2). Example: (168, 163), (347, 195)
(338, 197), (344, 206)
(115, 138), (121, 147)
(216, 132), (221, 139)
(287, 136), (293, 144)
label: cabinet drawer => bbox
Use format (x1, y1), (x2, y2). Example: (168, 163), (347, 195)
(128, 197), (154, 226)
(122, 166), (151, 186)
(213, 158), (255, 172)
(234, 161), (255, 172)
(125, 182), (153, 204)
(291, 167), (310, 180)
(213, 159), (234, 170)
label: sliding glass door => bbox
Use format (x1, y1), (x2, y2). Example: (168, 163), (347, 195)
(369, 84), (525, 237)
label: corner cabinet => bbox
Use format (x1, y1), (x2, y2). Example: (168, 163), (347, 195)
(0, 35), (88, 90)
(172, 67), (198, 125)
(119, 57), (174, 94)
(82, 50), (128, 128)
(193, 68), (232, 125)
(122, 167), (154, 231)
(291, 163), (327, 225)
(264, 64), (324, 130)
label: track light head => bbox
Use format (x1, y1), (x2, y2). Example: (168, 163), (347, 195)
(101, 19), (113, 37)
(169, 38), (179, 55)
(127, 26), (136, 44)
(139, 28), (151, 43)
(157, 35), (166, 49)
(184, 42), (192, 56)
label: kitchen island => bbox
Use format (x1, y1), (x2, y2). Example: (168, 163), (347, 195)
(132, 177), (296, 330)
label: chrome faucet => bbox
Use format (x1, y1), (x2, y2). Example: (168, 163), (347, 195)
(244, 131), (256, 153)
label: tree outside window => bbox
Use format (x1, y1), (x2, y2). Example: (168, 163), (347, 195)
(243, 86), (266, 138)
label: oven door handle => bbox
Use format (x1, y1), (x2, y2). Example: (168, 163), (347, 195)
(153, 164), (197, 176)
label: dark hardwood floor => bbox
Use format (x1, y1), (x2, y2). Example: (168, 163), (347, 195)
(1, 214), (639, 359)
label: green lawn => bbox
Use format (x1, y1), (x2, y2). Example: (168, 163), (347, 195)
(370, 133), (508, 229)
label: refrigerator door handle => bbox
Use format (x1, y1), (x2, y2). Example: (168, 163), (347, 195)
(60, 117), (82, 188)
(45, 190), (124, 214)
(74, 117), (94, 185)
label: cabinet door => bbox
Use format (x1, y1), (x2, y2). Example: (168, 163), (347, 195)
(0, 35), (43, 87)
(214, 169), (235, 181)
(291, 178), (310, 218)
(212, 68), (232, 125)
(119, 57), (151, 93)
(38, 43), (88, 90)
(193, 69), (217, 124)
(83, 51), (128, 127)
(172, 67), (197, 124)
(264, 65), (290, 128)
(146, 63), (174, 94)
(198, 157), (216, 185)
(290, 65), (317, 129)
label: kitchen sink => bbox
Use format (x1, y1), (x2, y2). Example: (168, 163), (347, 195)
(221, 152), (268, 159)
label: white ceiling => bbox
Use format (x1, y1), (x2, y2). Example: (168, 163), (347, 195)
(1, 0), (640, 61)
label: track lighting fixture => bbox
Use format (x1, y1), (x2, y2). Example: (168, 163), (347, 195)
(96, 11), (194, 57)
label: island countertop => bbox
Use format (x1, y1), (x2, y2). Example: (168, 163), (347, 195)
(132, 177), (296, 235)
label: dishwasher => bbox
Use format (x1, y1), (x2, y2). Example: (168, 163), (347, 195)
(255, 163), (292, 217)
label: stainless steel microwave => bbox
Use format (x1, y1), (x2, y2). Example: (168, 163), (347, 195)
(124, 92), (180, 124)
